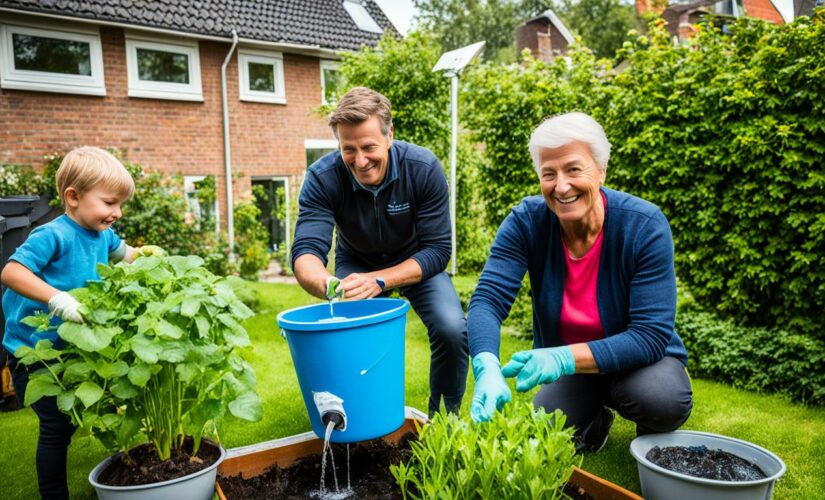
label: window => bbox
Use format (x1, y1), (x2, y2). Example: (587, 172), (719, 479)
(342, 0), (384, 34)
(238, 49), (286, 104)
(305, 139), (339, 167)
(184, 175), (219, 232)
(320, 60), (342, 105)
(125, 34), (202, 101)
(0, 21), (105, 95)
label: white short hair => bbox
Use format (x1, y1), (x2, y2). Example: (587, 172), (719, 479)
(528, 112), (611, 174)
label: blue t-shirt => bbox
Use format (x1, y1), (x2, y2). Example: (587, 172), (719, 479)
(2, 215), (124, 355)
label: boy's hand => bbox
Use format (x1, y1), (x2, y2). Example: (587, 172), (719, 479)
(136, 245), (166, 258)
(48, 292), (84, 323)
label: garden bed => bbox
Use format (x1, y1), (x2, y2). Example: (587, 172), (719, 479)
(216, 407), (642, 500)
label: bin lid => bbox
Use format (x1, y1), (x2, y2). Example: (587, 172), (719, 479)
(0, 196), (39, 217)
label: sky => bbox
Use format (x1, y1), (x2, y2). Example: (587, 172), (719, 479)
(373, 0), (418, 35)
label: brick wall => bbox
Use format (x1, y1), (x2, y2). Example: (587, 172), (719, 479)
(0, 20), (336, 220)
(743, 0), (784, 22)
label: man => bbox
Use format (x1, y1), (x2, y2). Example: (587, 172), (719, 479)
(291, 87), (468, 415)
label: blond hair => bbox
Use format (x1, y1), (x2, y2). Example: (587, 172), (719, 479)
(55, 147), (135, 204)
(328, 87), (392, 137)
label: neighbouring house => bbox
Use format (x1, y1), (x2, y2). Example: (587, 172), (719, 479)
(0, 0), (397, 252)
(636, 0), (818, 40)
(516, 9), (575, 62)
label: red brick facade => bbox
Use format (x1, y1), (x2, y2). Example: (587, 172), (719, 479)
(742, 0), (784, 22)
(0, 17), (337, 219)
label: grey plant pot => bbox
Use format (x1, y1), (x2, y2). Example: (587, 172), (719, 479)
(630, 430), (786, 500)
(88, 443), (226, 500)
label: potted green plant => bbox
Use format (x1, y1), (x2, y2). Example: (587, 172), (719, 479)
(16, 255), (262, 500)
(391, 402), (581, 499)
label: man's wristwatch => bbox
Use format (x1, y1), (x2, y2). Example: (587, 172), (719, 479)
(375, 277), (386, 292)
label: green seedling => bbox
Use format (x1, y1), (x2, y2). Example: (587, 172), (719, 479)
(15, 255), (262, 462)
(391, 402), (580, 499)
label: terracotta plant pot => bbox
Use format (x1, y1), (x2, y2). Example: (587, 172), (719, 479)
(216, 407), (642, 500)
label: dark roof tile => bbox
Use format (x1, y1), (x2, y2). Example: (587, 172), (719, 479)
(0, 0), (398, 50)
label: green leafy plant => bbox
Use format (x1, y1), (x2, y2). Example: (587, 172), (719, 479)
(391, 403), (579, 499)
(15, 255), (263, 461)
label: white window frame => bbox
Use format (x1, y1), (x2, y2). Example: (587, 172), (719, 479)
(238, 48), (286, 104)
(125, 33), (202, 101)
(0, 21), (106, 96)
(320, 60), (341, 105)
(184, 175), (220, 234)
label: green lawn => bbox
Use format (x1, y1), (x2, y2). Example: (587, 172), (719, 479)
(1, 281), (823, 498)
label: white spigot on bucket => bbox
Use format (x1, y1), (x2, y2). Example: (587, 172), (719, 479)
(313, 391), (347, 431)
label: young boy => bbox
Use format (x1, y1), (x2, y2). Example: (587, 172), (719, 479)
(1, 146), (155, 499)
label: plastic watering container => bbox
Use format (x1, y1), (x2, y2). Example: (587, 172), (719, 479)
(277, 298), (410, 443)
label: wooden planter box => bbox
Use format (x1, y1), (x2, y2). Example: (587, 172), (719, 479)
(216, 407), (643, 500)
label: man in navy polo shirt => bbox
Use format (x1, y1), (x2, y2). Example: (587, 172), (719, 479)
(291, 87), (469, 415)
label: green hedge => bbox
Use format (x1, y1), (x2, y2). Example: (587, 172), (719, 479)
(676, 307), (825, 406)
(463, 12), (825, 336)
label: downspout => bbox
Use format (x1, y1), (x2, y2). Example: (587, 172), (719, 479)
(221, 29), (239, 257)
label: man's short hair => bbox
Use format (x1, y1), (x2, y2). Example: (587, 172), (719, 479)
(328, 87), (392, 137)
(55, 146), (135, 204)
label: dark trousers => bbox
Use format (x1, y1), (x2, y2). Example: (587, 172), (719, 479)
(8, 355), (77, 500)
(336, 264), (469, 415)
(533, 356), (693, 436)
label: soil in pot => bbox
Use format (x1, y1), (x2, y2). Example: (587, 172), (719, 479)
(219, 433), (594, 500)
(645, 445), (767, 481)
(97, 437), (222, 486)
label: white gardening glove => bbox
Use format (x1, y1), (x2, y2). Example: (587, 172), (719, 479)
(48, 291), (85, 323)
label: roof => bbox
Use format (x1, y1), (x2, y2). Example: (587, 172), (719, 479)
(0, 0), (398, 51)
(525, 9), (575, 44)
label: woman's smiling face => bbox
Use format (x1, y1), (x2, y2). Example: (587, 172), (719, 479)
(538, 141), (606, 224)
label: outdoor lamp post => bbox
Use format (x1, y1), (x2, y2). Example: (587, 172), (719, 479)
(433, 41), (485, 276)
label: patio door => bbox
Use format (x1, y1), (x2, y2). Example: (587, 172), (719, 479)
(252, 177), (289, 253)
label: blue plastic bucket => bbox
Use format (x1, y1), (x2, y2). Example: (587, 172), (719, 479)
(277, 298), (410, 443)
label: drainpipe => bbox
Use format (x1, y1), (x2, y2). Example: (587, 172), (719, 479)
(221, 29), (239, 257)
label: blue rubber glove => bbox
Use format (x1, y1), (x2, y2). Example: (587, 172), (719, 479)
(470, 352), (512, 423)
(501, 346), (576, 392)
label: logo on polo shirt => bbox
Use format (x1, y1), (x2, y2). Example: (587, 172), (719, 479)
(387, 201), (411, 215)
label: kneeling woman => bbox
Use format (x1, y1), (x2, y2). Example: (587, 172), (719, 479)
(468, 112), (692, 451)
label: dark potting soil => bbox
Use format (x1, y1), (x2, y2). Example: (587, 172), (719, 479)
(96, 438), (222, 486)
(219, 433), (594, 500)
(646, 445), (767, 482)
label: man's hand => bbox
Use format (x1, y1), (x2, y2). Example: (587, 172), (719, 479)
(501, 346), (576, 392)
(135, 245), (166, 258)
(470, 352), (512, 423)
(47, 291), (84, 323)
(339, 273), (383, 300)
(326, 276), (344, 301)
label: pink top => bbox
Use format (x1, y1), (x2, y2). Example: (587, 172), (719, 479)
(559, 196), (606, 345)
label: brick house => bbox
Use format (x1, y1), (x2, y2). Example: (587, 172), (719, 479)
(516, 9), (575, 62)
(636, 0), (818, 40)
(0, 0), (397, 251)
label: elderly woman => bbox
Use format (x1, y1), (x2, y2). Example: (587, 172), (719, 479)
(468, 112), (692, 451)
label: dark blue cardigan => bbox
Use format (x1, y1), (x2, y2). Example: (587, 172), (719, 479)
(468, 188), (688, 373)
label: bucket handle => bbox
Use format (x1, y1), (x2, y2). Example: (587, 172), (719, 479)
(280, 328), (286, 339)
(359, 333), (400, 376)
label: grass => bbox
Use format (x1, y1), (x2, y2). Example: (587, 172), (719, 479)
(1, 281), (823, 498)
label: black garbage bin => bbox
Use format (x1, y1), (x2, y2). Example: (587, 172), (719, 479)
(0, 195), (58, 409)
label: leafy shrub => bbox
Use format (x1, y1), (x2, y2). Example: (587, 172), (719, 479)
(676, 308), (825, 406)
(0, 164), (50, 197)
(391, 403), (579, 499)
(233, 200), (270, 280)
(16, 255), (262, 459)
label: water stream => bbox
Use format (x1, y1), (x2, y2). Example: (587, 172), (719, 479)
(313, 421), (353, 499)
